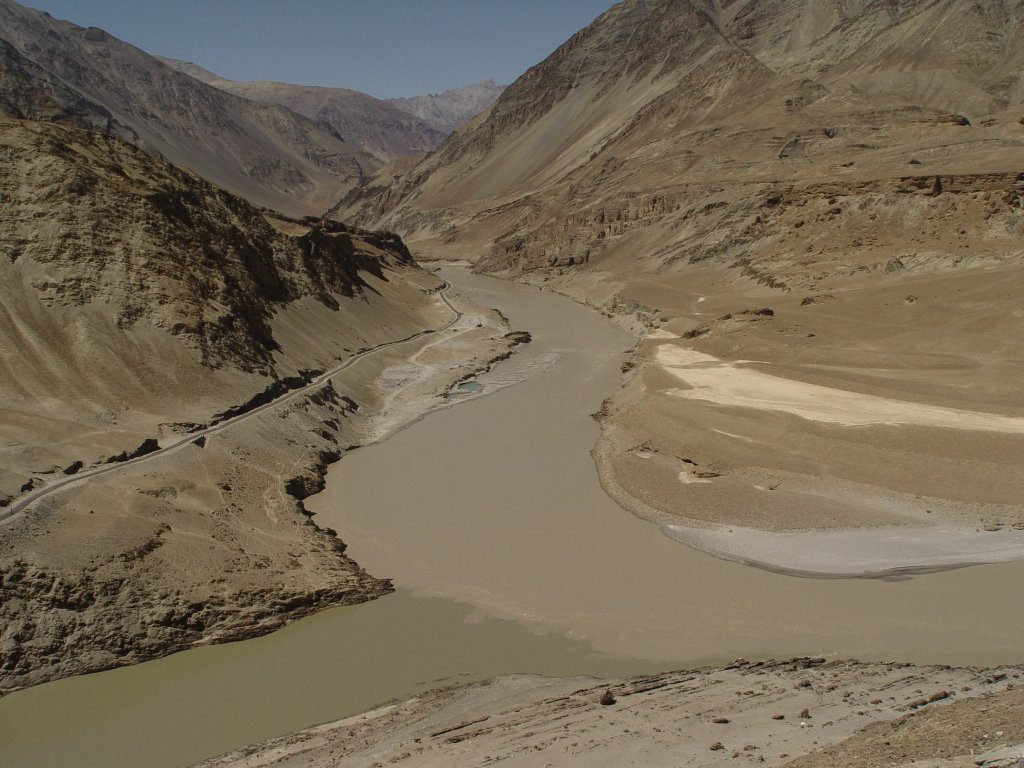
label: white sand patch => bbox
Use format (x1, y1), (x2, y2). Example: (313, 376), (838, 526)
(678, 470), (712, 484)
(710, 428), (760, 443)
(656, 344), (1024, 432)
(644, 329), (679, 340)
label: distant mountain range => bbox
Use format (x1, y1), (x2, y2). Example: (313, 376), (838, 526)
(0, 0), (503, 216)
(160, 58), (505, 157)
(387, 78), (506, 134)
(158, 59), (430, 164)
(0, 0), (374, 215)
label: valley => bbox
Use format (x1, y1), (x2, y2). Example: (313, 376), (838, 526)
(340, 0), (1024, 568)
(3, 266), (1022, 768)
(1, 0), (1023, 766)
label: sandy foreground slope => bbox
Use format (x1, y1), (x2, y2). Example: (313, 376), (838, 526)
(194, 659), (1024, 768)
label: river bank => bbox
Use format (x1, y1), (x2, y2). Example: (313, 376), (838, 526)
(0, 589), (665, 768)
(517, 262), (1024, 576)
(195, 659), (1024, 768)
(310, 266), (1024, 668)
(0, 269), (519, 695)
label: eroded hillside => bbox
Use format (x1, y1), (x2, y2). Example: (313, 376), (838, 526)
(0, 119), (515, 693)
(344, 0), (1024, 273)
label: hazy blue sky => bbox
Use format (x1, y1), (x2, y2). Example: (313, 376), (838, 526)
(25, 1), (616, 98)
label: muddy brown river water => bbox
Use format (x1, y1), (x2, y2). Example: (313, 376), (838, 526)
(1, 266), (1021, 768)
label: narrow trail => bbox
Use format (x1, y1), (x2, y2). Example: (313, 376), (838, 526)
(0, 282), (461, 527)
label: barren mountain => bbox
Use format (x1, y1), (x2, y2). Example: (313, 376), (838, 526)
(0, 0), (374, 214)
(0, 118), (514, 693)
(387, 78), (505, 134)
(344, 0), (1024, 266)
(340, 0), (1024, 547)
(159, 57), (448, 163)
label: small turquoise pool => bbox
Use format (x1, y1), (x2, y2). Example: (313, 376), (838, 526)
(444, 381), (482, 400)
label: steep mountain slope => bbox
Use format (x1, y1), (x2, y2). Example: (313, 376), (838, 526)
(339, 0), (1024, 546)
(338, 0), (778, 254)
(0, 118), (516, 693)
(0, 0), (373, 215)
(159, 57), (448, 163)
(343, 0), (1024, 276)
(387, 78), (505, 134)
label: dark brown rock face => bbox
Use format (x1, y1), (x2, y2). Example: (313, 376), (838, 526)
(0, 120), (413, 375)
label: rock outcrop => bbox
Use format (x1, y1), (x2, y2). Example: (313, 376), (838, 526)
(193, 659), (1024, 768)
(0, 119), (411, 376)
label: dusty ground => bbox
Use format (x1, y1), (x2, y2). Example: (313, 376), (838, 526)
(193, 659), (1024, 768)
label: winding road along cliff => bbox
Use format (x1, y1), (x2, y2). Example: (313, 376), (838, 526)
(0, 283), (462, 527)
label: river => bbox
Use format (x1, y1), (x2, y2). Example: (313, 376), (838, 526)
(1, 265), (1021, 768)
